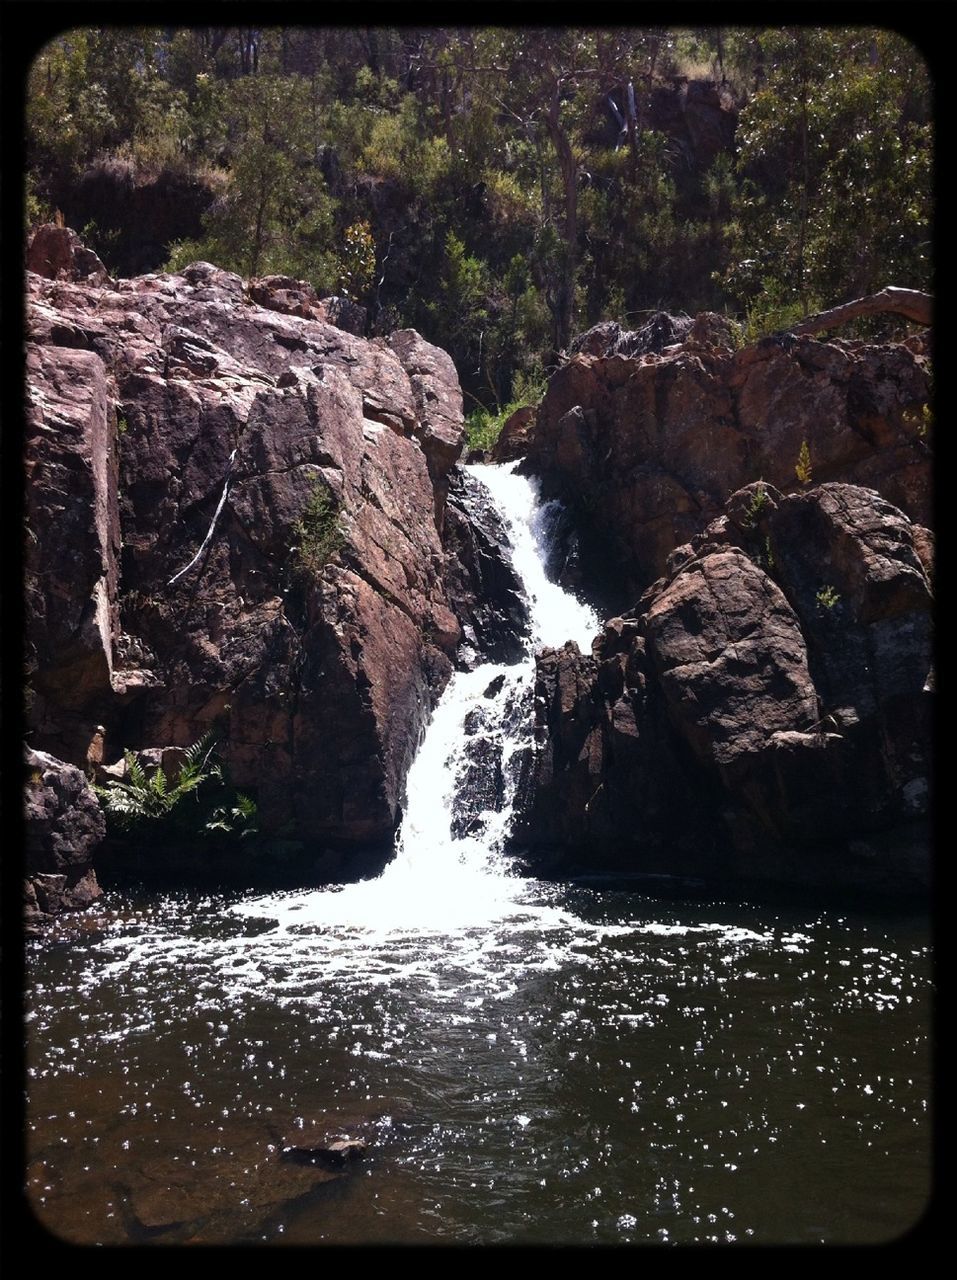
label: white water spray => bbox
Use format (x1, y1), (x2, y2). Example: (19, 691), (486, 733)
(233, 461), (599, 937)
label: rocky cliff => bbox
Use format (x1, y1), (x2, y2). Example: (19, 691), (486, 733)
(24, 226), (527, 915)
(512, 480), (932, 897)
(23, 228), (933, 916)
(496, 313), (932, 607)
(500, 312), (932, 897)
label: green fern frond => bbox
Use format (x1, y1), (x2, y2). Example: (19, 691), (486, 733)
(125, 749), (147, 792)
(235, 794), (257, 819)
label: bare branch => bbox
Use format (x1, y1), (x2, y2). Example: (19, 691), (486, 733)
(790, 287), (932, 335)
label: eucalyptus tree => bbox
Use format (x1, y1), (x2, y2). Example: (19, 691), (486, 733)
(724, 26), (931, 325)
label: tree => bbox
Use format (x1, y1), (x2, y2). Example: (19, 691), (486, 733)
(724, 28), (931, 324)
(167, 73), (338, 286)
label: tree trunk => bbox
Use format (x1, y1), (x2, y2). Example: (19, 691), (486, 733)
(789, 287), (932, 335)
(545, 84), (578, 353)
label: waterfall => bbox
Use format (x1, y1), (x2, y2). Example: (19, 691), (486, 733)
(387, 462), (598, 904)
(233, 461), (598, 937)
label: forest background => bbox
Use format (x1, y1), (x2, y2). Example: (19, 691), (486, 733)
(24, 25), (932, 446)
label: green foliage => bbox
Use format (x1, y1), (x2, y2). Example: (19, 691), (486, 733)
(165, 74), (339, 287)
(464, 405), (510, 454)
(96, 734), (258, 844)
(27, 25), (932, 400)
(338, 220), (376, 303)
(902, 401), (932, 441)
(743, 483), (770, 528)
(293, 482), (343, 574)
(816, 584), (841, 610)
(95, 734), (221, 832)
(742, 291), (821, 344)
(204, 793), (258, 837)
(723, 28), (931, 321)
(795, 440), (812, 486)
(465, 370), (548, 453)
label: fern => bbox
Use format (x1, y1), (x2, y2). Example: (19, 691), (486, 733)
(96, 734), (225, 832)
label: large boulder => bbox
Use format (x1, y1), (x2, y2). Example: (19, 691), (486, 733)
(504, 327), (931, 607)
(25, 243), (473, 867)
(24, 748), (104, 928)
(27, 223), (110, 286)
(512, 482), (932, 897)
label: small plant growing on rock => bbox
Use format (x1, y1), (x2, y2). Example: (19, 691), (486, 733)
(795, 439), (813, 485)
(816, 584), (841, 610)
(205, 792), (258, 837)
(338, 220), (376, 303)
(95, 734), (220, 831)
(902, 402), (932, 441)
(743, 483), (769, 528)
(293, 483), (343, 573)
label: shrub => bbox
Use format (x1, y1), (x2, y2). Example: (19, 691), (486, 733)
(795, 440), (812, 486)
(95, 734), (219, 831)
(743, 482), (769, 528)
(464, 369), (548, 453)
(816, 584), (841, 609)
(293, 482), (343, 573)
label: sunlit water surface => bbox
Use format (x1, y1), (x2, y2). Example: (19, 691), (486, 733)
(24, 466), (931, 1244)
(25, 890), (931, 1245)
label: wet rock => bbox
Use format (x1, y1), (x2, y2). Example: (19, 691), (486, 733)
(443, 467), (529, 665)
(484, 673), (507, 699)
(122, 1135), (344, 1241)
(281, 1135), (368, 1169)
(24, 748), (104, 924)
(277, 1109), (389, 1170)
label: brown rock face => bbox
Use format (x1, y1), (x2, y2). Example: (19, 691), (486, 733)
(507, 328), (931, 606)
(25, 342), (121, 761)
(27, 223), (110, 286)
(24, 749), (104, 928)
(25, 243), (469, 869)
(513, 483), (932, 897)
(645, 548), (818, 772)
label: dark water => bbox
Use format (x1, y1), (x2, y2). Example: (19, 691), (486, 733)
(24, 882), (931, 1246)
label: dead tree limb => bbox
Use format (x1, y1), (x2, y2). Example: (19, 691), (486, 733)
(790, 287), (932, 335)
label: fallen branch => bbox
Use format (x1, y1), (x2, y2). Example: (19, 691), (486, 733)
(167, 450), (237, 587)
(790, 287), (931, 336)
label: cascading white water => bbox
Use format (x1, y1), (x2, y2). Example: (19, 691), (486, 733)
(378, 462), (600, 918)
(231, 460), (599, 938)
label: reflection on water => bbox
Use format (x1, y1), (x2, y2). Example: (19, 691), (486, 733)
(26, 887), (931, 1245)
